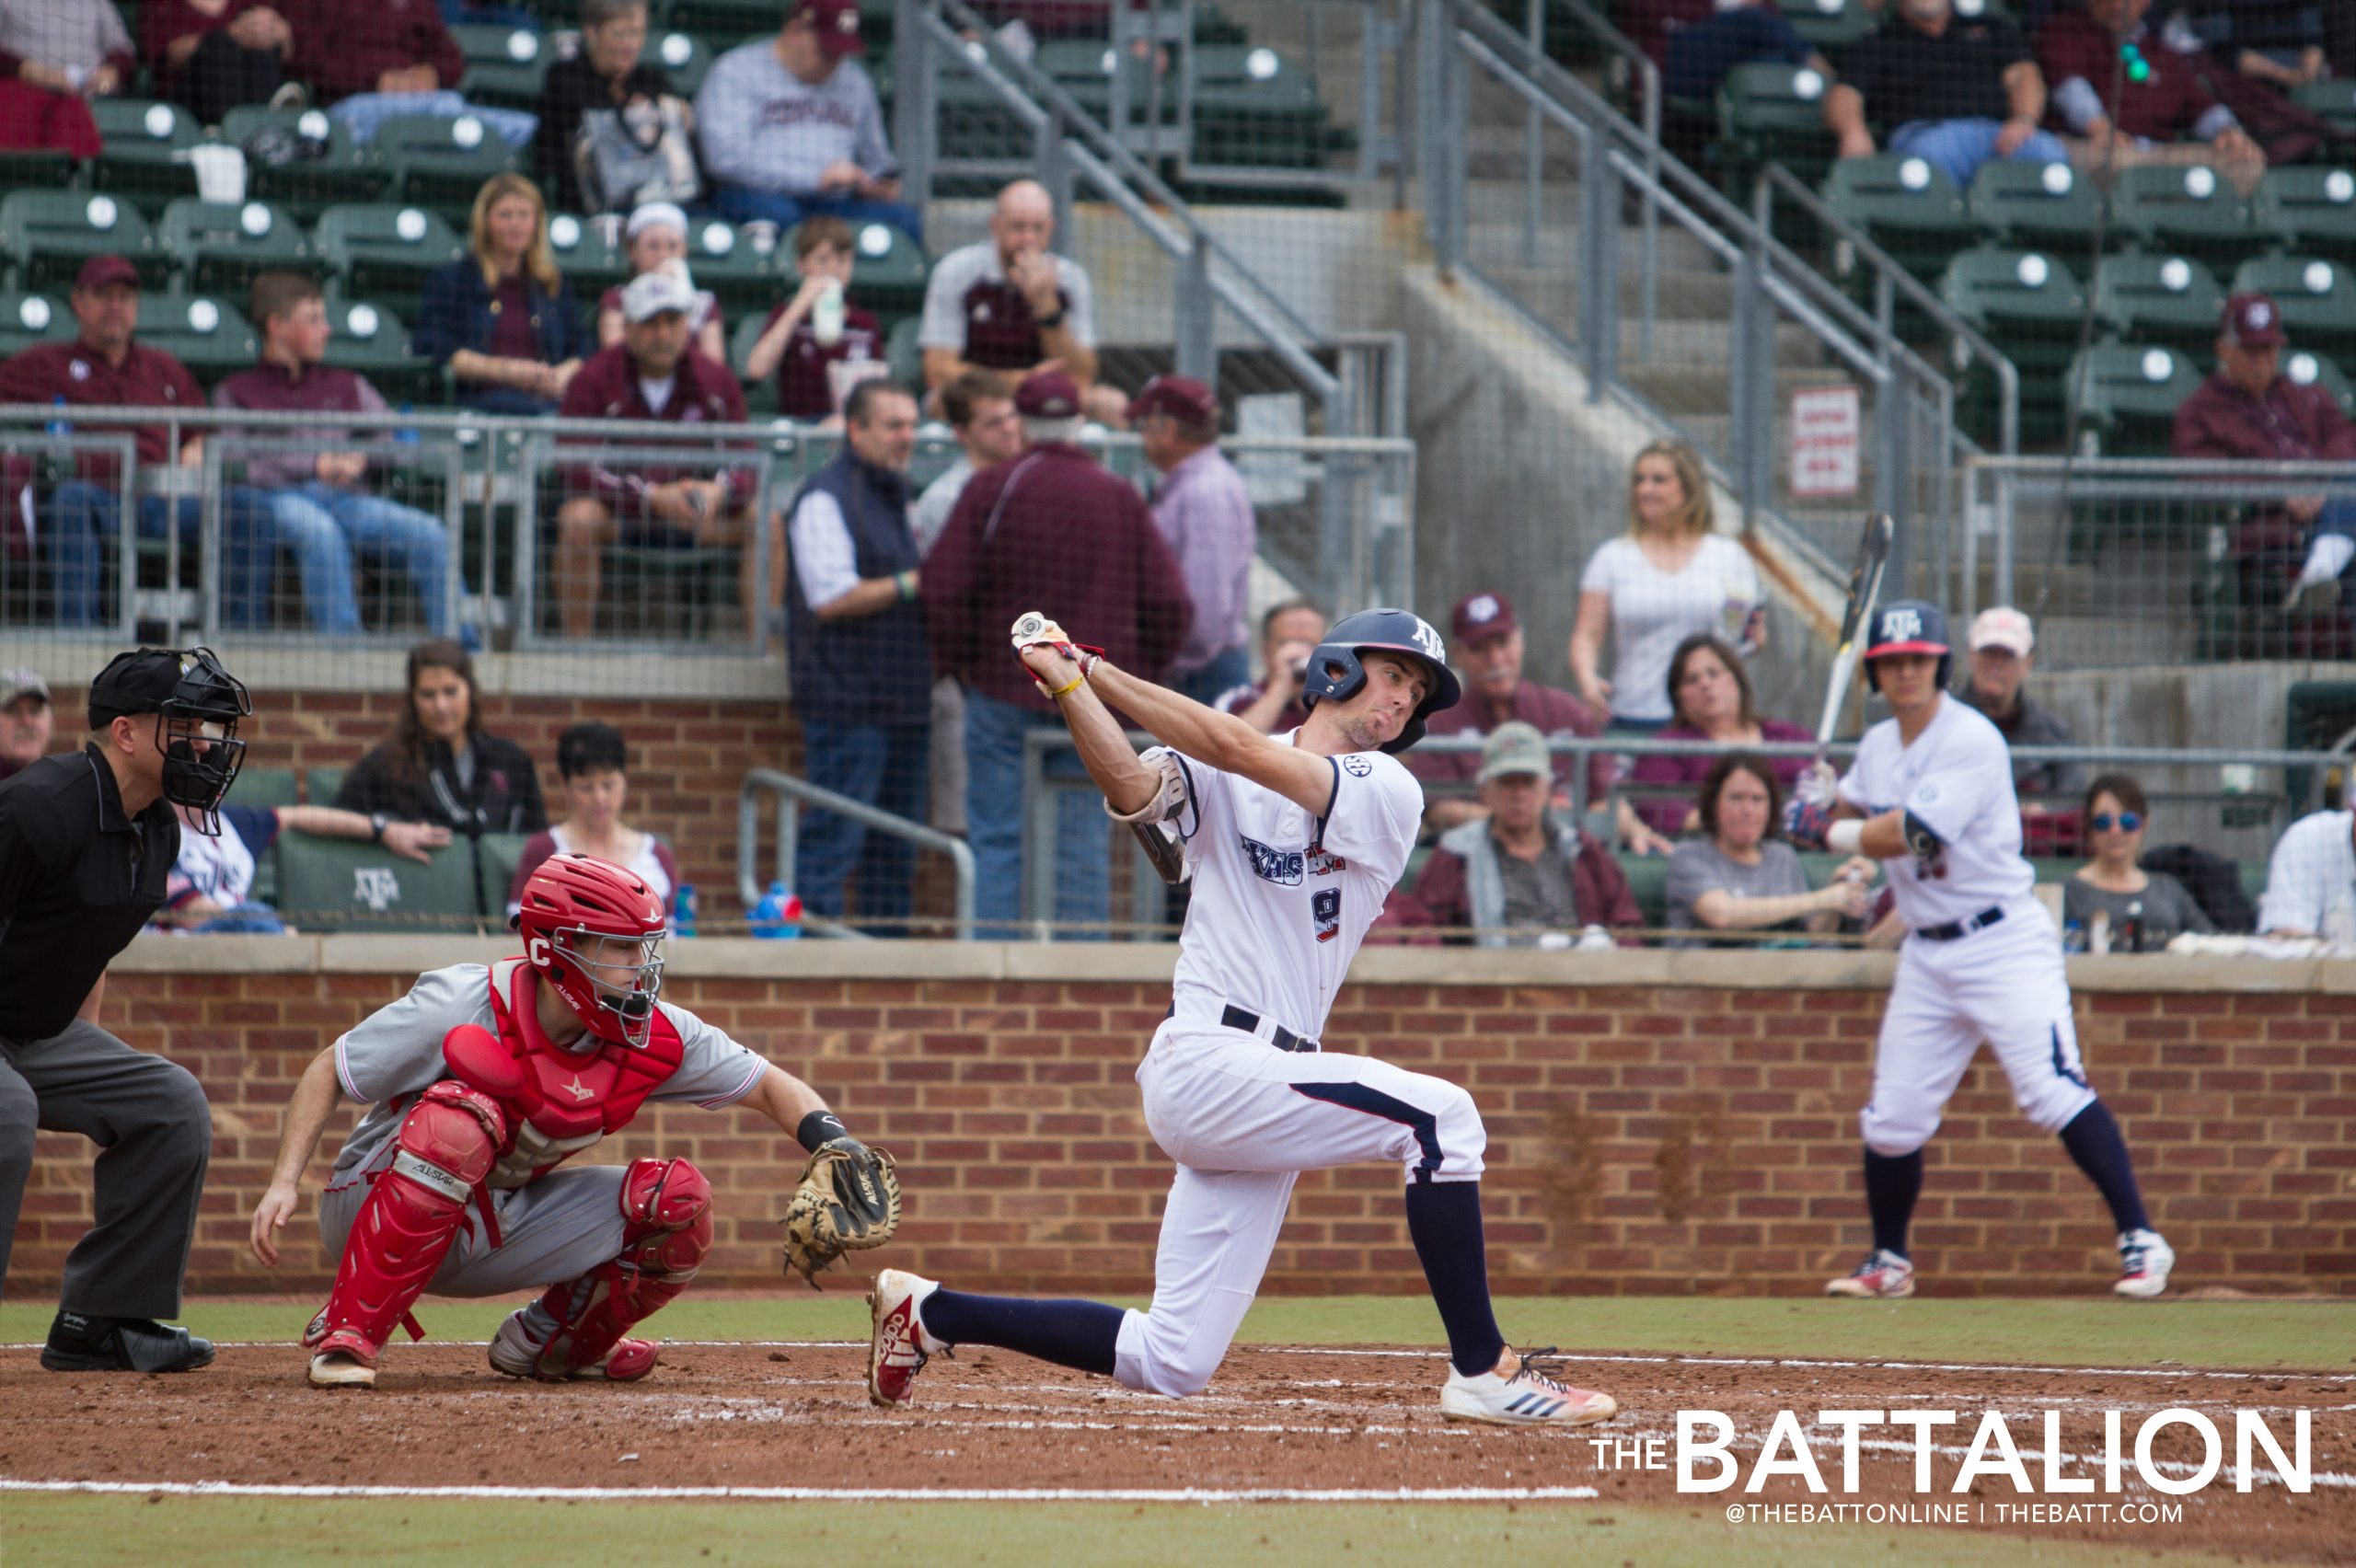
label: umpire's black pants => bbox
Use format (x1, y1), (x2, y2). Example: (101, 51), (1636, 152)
(0, 1020), (212, 1318)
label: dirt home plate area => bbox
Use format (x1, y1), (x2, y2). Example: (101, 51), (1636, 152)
(2, 1339), (2349, 1562)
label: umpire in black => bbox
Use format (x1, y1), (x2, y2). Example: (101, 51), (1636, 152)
(0, 647), (250, 1373)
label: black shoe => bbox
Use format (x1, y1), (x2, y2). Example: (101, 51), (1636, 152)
(40, 1311), (216, 1373)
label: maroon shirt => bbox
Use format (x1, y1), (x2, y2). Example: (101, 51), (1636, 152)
(760, 299), (881, 420)
(923, 443), (1194, 709)
(1409, 678), (1614, 807)
(959, 276), (1067, 372)
(1213, 680), (1310, 733)
(484, 276), (541, 363)
(212, 358), (390, 489)
(556, 343), (756, 520)
(284, 0), (463, 105)
(2038, 14), (2223, 144)
(141, 0), (272, 92)
(1627, 716), (1813, 836)
(2171, 372), (2356, 467)
(0, 336), (202, 481)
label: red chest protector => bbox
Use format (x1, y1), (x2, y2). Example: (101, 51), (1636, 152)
(469, 959), (686, 1186)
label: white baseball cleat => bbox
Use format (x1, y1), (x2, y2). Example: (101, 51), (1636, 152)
(867, 1268), (945, 1409)
(1439, 1347), (1617, 1427)
(1826, 1249), (1916, 1299)
(306, 1350), (376, 1389)
(2114, 1229), (2175, 1298)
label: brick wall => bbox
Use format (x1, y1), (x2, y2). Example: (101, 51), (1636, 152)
(7, 945), (2350, 1299)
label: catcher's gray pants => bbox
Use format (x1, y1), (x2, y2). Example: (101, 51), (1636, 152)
(0, 1019), (212, 1319)
(320, 1160), (629, 1296)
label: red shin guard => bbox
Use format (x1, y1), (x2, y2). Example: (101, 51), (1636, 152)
(525, 1157), (712, 1378)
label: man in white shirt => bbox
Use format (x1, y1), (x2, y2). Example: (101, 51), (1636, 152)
(917, 179), (1121, 423)
(2258, 809), (2356, 939)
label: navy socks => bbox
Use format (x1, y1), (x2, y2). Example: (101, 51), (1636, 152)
(2058, 1101), (2152, 1235)
(1403, 1180), (1508, 1378)
(918, 1287), (1124, 1378)
(1864, 1148), (1924, 1259)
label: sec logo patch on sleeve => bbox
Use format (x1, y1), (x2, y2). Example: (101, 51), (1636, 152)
(1342, 755), (1373, 777)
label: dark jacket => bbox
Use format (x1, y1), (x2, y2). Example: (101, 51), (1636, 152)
(785, 449), (930, 729)
(283, 0), (463, 105)
(412, 259), (590, 416)
(536, 54), (681, 216)
(556, 343), (755, 516)
(1390, 817), (1645, 946)
(334, 732), (548, 836)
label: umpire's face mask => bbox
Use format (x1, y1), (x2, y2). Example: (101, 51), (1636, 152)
(156, 713), (247, 837)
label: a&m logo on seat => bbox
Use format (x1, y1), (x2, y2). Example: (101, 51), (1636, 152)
(352, 867), (402, 913)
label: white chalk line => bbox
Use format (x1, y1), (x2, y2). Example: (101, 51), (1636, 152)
(0, 1479), (1599, 1505)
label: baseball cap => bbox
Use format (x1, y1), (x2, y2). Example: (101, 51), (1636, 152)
(1126, 375), (1218, 427)
(791, 0), (865, 56)
(1967, 605), (2035, 657)
(87, 648), (192, 728)
(1451, 592), (1519, 646)
(2222, 292), (2286, 349)
(621, 268), (697, 324)
(0, 667), (50, 708)
(1014, 370), (1081, 419)
(1478, 721), (1553, 784)
(624, 202), (688, 242)
(75, 255), (139, 292)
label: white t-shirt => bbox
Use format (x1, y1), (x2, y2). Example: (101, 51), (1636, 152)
(1165, 736), (1424, 1043)
(2258, 810), (2356, 936)
(1580, 533), (1761, 722)
(1837, 695), (2034, 929)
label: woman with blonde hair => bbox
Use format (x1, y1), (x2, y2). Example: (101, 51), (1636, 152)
(1569, 439), (1764, 733)
(413, 173), (590, 415)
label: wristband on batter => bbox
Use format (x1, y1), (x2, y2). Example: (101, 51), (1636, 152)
(795, 1109), (850, 1151)
(1045, 669), (1086, 699)
(1826, 819), (1865, 855)
(894, 569), (918, 603)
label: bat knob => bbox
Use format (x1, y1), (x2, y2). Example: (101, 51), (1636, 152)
(1012, 611), (1047, 640)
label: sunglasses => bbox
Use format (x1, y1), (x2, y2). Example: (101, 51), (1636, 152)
(2090, 812), (2142, 833)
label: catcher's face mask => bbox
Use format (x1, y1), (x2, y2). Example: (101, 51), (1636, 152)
(547, 927), (665, 1048)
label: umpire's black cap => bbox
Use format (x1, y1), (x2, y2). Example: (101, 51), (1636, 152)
(87, 647), (249, 730)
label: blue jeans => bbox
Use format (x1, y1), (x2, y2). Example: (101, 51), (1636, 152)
(798, 720), (930, 934)
(712, 183), (925, 247)
(1888, 118), (2069, 190)
(329, 91), (537, 149)
(964, 688), (1109, 941)
(51, 484), (268, 628)
(1172, 646), (1250, 709)
(233, 483), (454, 635)
(2316, 496), (2356, 548)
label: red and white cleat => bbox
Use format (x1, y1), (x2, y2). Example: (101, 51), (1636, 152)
(1440, 1347), (1616, 1427)
(1825, 1249), (1916, 1299)
(488, 1309), (661, 1381)
(867, 1268), (944, 1410)
(2113, 1230), (2175, 1299)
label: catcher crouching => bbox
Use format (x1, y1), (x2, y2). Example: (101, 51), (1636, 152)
(248, 853), (898, 1388)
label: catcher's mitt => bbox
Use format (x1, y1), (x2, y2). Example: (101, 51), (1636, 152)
(779, 1137), (901, 1288)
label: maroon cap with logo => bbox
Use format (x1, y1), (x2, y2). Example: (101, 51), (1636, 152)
(75, 255), (140, 292)
(2222, 292), (2286, 349)
(1014, 370), (1081, 419)
(791, 0), (865, 57)
(1126, 375), (1218, 427)
(1451, 592), (1519, 645)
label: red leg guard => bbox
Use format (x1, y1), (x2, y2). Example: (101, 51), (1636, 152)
(307, 1081), (504, 1366)
(525, 1157), (712, 1379)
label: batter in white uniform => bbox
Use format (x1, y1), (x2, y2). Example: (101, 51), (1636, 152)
(1793, 601), (2174, 1299)
(866, 608), (1617, 1426)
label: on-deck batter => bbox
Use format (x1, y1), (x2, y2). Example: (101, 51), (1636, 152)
(1790, 600), (2175, 1299)
(865, 607), (1617, 1426)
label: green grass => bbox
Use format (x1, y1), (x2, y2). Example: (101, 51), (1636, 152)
(6, 1296), (2347, 1371)
(0, 1497), (2258, 1568)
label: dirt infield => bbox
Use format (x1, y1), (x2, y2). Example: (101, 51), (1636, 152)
(2, 1342), (2348, 1561)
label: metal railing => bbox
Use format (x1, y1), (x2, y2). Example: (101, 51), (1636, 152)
(738, 767), (976, 940)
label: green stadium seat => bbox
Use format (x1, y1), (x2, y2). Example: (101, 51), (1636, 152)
(0, 292), (73, 358)
(682, 215), (780, 315)
(452, 23), (551, 109)
(1188, 46), (1337, 169)
(1822, 154), (1975, 283)
(225, 765), (300, 809)
(2065, 342), (2201, 457)
(2093, 252), (2226, 359)
(305, 764), (347, 805)
(781, 218), (927, 316)
(220, 107), (389, 222)
(2231, 255), (2356, 368)
(158, 199), (312, 296)
(1939, 247), (2086, 444)
(2292, 79), (2356, 136)
(2283, 347), (2356, 421)
(1774, 0), (1876, 53)
(546, 211), (629, 300)
(272, 834), (481, 932)
(648, 29), (715, 98)
(1715, 63), (1836, 201)
(0, 151), (78, 195)
(2110, 164), (2258, 271)
(375, 113), (520, 225)
(137, 293), (260, 380)
(0, 190), (165, 292)
(884, 312), (920, 386)
(731, 307), (778, 413)
(89, 98), (202, 213)
(314, 203), (466, 302)
(2255, 167), (2356, 267)
(1967, 157), (2104, 251)
(476, 830), (534, 919)
(322, 298), (438, 406)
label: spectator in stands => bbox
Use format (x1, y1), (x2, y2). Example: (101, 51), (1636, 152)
(1955, 605), (2079, 802)
(693, 0), (918, 240)
(0, 0), (126, 159)
(1415, 590), (1617, 838)
(334, 637), (547, 836)
(2210, 1), (2331, 90)
(780, 379), (929, 932)
(0, 668), (52, 782)
(1216, 599), (1325, 735)
(286, 0), (534, 148)
(911, 371), (1026, 836)
(1822, 0), (2068, 190)
(2038, 0), (2267, 193)
(1132, 375), (1254, 707)
(746, 215), (884, 424)
(2172, 292), (2356, 618)
(554, 268), (758, 640)
(0, 257), (236, 629)
(593, 203), (724, 363)
(506, 721), (679, 919)
(2065, 772), (2214, 951)
(1625, 632), (1812, 839)
(2257, 803), (2356, 940)
(1390, 722), (1643, 948)
(1570, 439), (1762, 732)
(161, 792), (452, 933)
(536, 0), (698, 217)
(144, 0), (297, 128)
(416, 174), (591, 417)
(214, 271), (456, 640)
(919, 179), (1122, 427)
(1662, 1), (1831, 110)
(1665, 752), (1874, 949)
(924, 370), (1192, 939)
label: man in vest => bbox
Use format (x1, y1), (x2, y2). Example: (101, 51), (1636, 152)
(782, 380), (931, 932)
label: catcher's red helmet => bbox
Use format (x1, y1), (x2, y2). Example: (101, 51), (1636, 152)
(514, 853), (667, 1047)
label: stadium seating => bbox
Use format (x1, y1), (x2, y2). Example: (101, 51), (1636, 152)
(452, 24), (552, 110)
(1967, 158), (2103, 254)
(0, 292), (73, 358)
(1773, 0), (1875, 55)
(2065, 342), (2202, 457)
(2284, 348), (2356, 421)
(321, 299), (439, 407)
(375, 114), (521, 225)
(1822, 155), (1975, 286)
(2254, 167), (2356, 268)
(1938, 247), (2085, 443)
(225, 766), (300, 810)
(680, 217), (782, 315)
(730, 309), (777, 413)
(0, 190), (166, 291)
(1714, 63), (1836, 202)
(547, 212), (630, 301)
(2293, 79), (2356, 136)
(219, 108), (390, 223)
(90, 99), (203, 214)
(2230, 256), (2356, 369)
(649, 29), (716, 98)
(303, 765), (347, 808)
(135, 294), (260, 381)
(2093, 253), (2227, 360)
(476, 831), (534, 920)
(313, 203), (467, 303)
(272, 833), (481, 932)
(2109, 164), (2258, 271)
(159, 199), (314, 296)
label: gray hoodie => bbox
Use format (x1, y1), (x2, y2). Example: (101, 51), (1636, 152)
(693, 42), (895, 196)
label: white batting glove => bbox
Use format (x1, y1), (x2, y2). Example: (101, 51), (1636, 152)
(1010, 611), (1102, 698)
(1792, 759), (1839, 809)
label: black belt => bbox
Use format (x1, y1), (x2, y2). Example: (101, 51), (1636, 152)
(1220, 1003), (1321, 1053)
(1915, 905), (2005, 942)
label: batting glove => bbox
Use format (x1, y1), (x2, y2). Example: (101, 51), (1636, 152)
(1784, 796), (1833, 850)
(1010, 611), (1105, 698)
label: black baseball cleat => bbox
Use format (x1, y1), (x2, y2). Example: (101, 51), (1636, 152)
(40, 1310), (216, 1373)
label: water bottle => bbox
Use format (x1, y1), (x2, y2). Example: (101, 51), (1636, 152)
(395, 403), (420, 447)
(673, 882), (698, 939)
(812, 278), (846, 348)
(44, 395), (70, 442)
(2122, 899), (2143, 955)
(2088, 909), (2111, 955)
(749, 881), (804, 940)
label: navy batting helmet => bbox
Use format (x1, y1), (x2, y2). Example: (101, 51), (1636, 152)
(1861, 599), (1951, 693)
(1299, 607), (1461, 753)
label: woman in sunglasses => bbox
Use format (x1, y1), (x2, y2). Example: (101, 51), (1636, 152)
(2064, 773), (2214, 951)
